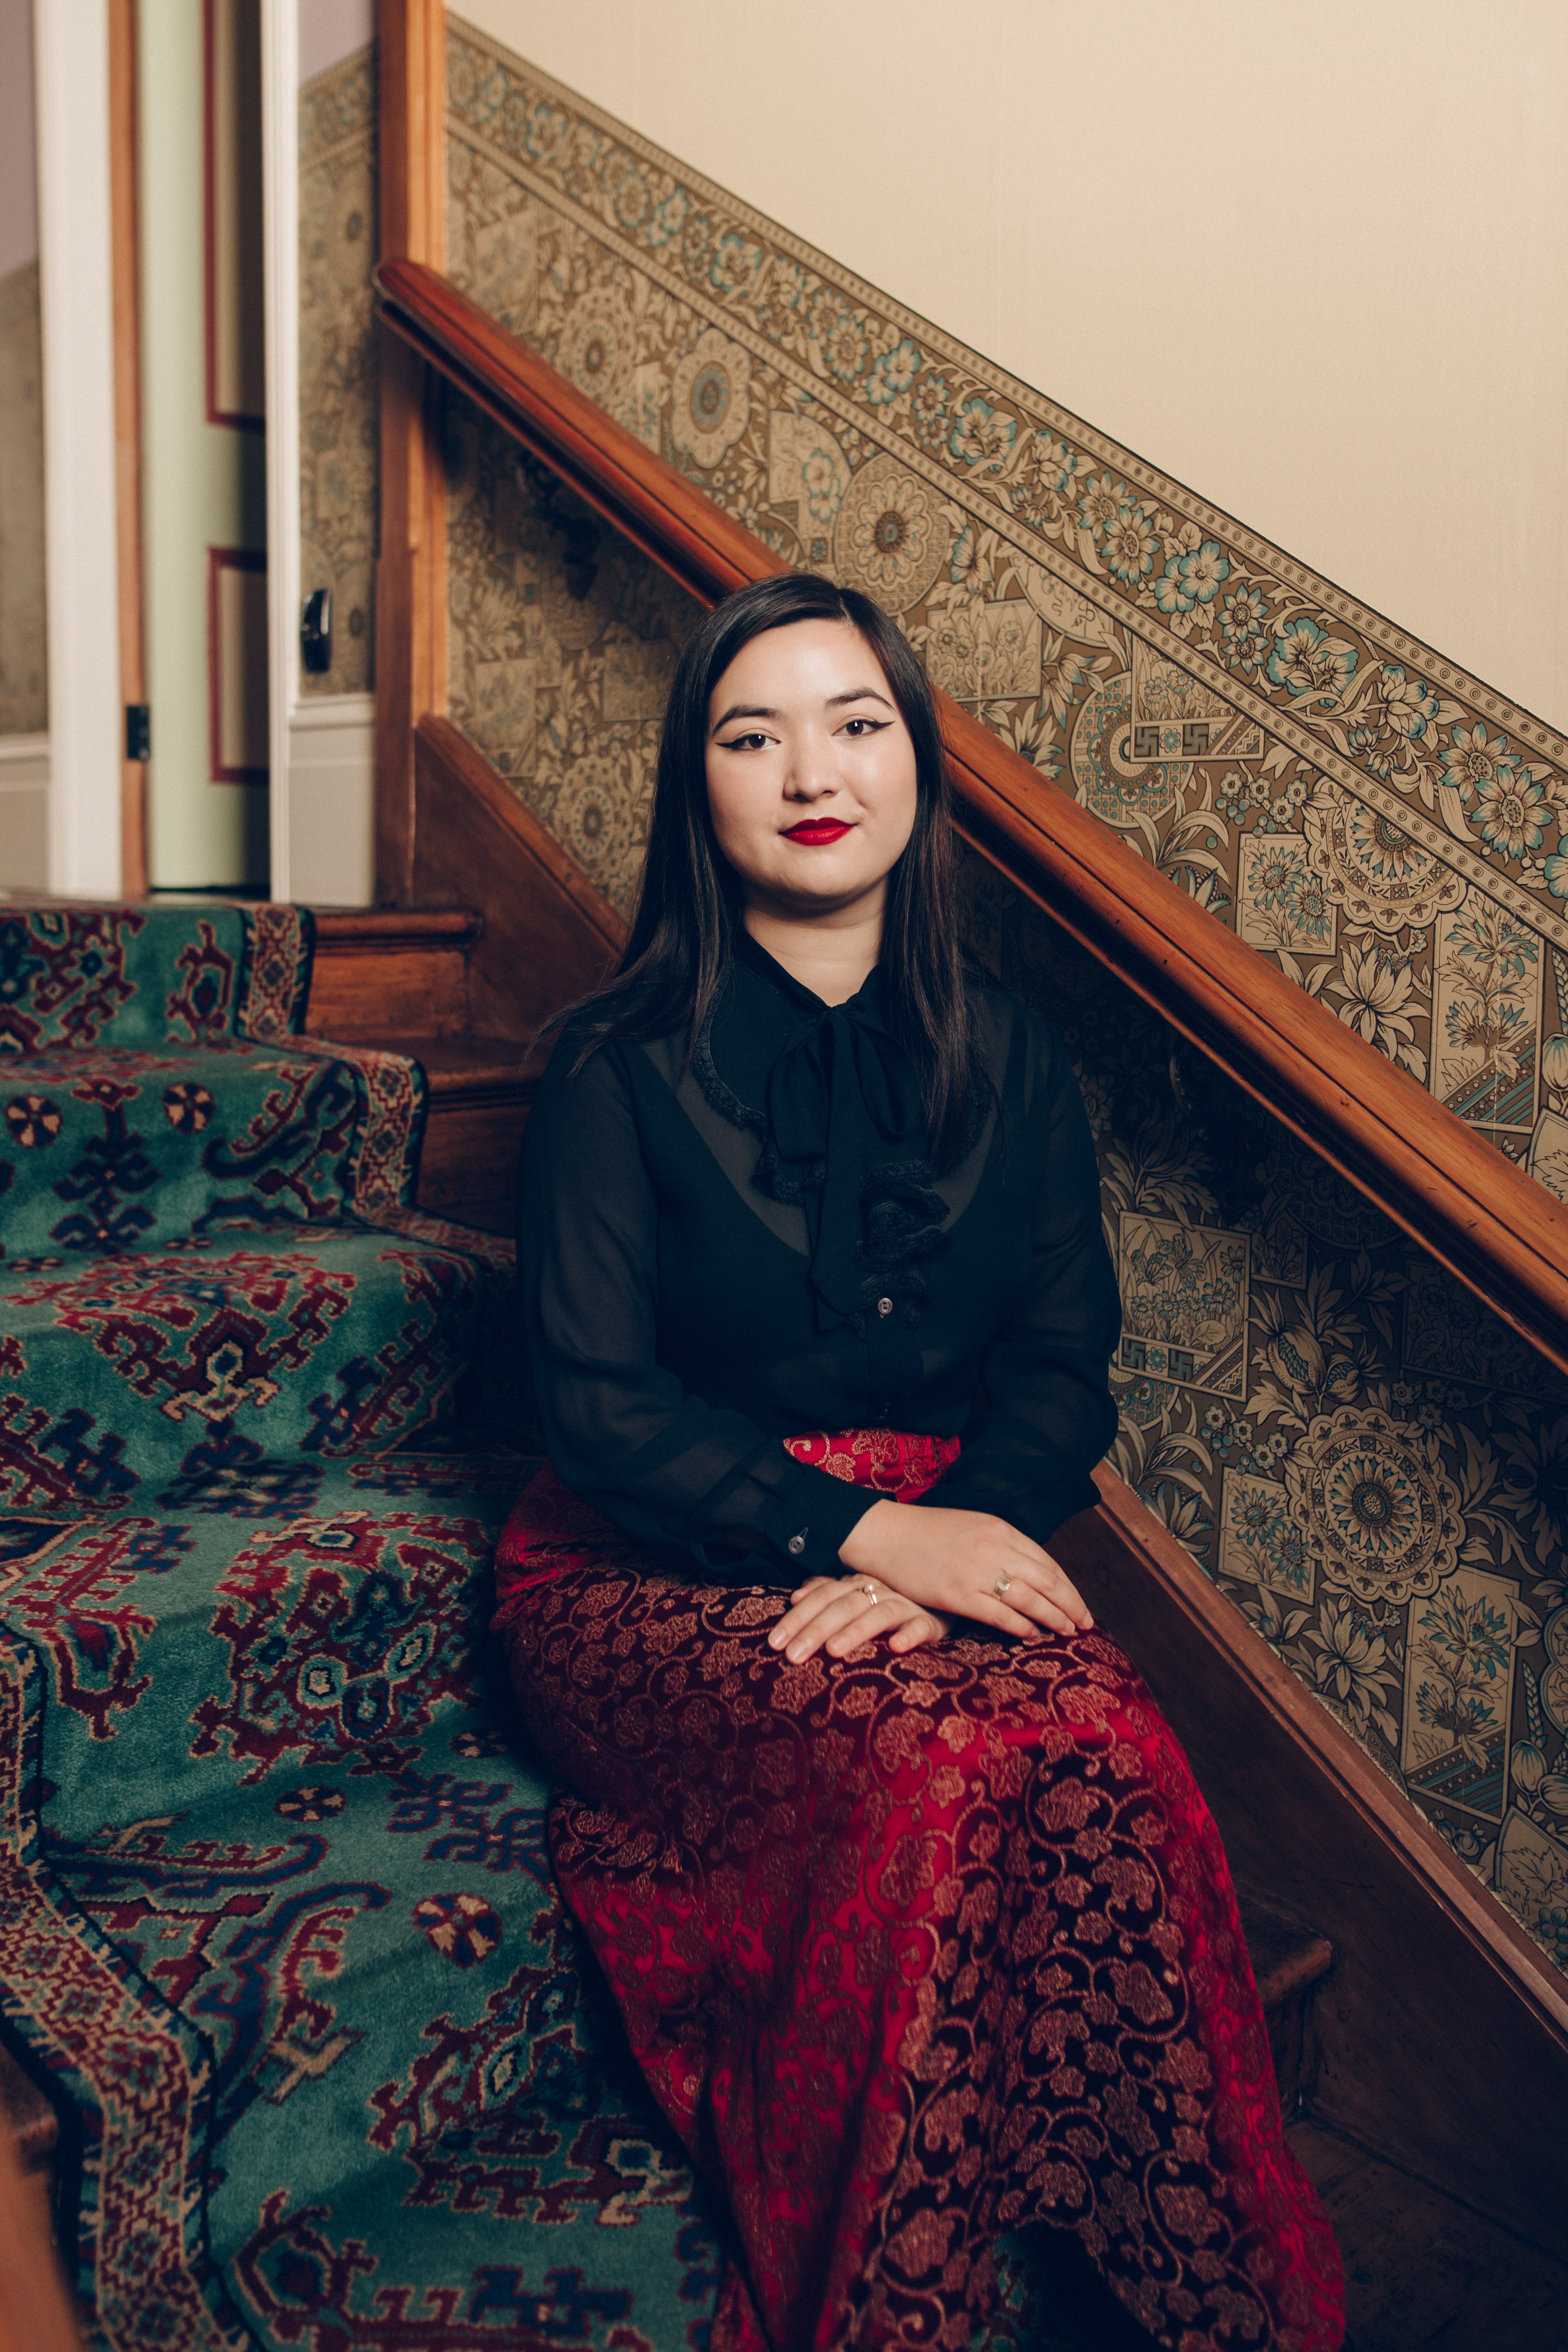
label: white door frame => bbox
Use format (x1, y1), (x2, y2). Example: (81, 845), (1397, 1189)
(260, 0), (376, 906)
(260, 0), (298, 900)
(33, 0), (123, 898)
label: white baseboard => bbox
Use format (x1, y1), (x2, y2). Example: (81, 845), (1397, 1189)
(286, 692), (374, 905)
(0, 734), (51, 890)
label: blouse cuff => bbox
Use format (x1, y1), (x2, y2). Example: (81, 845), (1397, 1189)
(752, 1451), (883, 1578)
(912, 1465), (1100, 1551)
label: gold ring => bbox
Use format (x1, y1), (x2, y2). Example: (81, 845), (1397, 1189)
(992, 1573), (1013, 1597)
(861, 1582), (879, 1603)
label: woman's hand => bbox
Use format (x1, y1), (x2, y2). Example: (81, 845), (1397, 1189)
(768, 1574), (951, 1664)
(837, 1499), (1093, 1642)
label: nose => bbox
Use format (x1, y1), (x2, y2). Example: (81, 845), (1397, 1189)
(783, 724), (837, 803)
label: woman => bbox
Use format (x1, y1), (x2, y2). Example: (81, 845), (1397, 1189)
(494, 574), (1343, 2352)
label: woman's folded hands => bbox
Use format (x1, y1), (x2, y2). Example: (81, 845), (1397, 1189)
(767, 1500), (1094, 1663)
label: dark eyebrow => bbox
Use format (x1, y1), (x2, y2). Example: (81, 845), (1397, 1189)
(710, 703), (775, 735)
(709, 686), (894, 738)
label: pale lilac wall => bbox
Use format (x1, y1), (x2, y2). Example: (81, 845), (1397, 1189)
(0, 0), (39, 277)
(298, 0), (373, 84)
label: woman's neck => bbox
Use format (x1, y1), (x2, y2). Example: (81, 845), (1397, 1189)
(742, 898), (883, 1007)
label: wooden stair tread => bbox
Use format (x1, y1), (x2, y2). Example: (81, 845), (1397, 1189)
(440, 1193), (514, 1239)
(0, 2044), (57, 2176)
(310, 908), (481, 947)
(378, 1035), (544, 1093)
(1241, 1907), (1335, 2012)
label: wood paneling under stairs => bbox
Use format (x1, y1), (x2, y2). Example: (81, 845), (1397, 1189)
(308, 898), (566, 1233)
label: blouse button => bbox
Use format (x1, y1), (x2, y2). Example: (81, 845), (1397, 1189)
(877, 1296), (894, 1318)
(787, 1533), (806, 1556)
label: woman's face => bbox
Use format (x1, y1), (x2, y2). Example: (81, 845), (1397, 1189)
(703, 619), (919, 921)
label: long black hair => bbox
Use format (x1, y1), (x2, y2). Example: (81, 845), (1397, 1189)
(557, 572), (977, 1162)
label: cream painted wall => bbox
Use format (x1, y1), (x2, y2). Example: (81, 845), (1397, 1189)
(457, 0), (1568, 732)
(140, 0), (268, 888)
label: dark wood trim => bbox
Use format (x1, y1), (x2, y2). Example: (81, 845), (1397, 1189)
(205, 546), (269, 784)
(376, 258), (782, 605)
(372, 0), (447, 906)
(202, 0), (265, 432)
(312, 908), (482, 951)
(108, 0), (147, 899)
(306, 903), (480, 1041)
(374, 257), (1568, 1383)
(412, 714), (624, 1038)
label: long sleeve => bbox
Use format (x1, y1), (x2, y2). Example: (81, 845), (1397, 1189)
(915, 1023), (1120, 1546)
(517, 1037), (881, 1579)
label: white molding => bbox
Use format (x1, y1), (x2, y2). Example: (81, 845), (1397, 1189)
(0, 732), (50, 889)
(260, 0), (300, 900)
(33, 2), (122, 897)
(0, 733), (50, 786)
(290, 691), (375, 734)
(287, 689), (374, 903)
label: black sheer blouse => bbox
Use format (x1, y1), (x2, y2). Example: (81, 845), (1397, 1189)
(516, 932), (1121, 1583)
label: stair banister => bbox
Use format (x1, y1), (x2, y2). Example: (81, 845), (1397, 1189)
(374, 254), (1568, 1387)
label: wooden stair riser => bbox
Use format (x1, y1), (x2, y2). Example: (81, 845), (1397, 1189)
(416, 1079), (536, 1226)
(306, 909), (480, 1042)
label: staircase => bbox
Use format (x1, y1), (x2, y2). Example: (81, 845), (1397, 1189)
(0, 898), (703, 2348)
(0, 897), (1354, 2349)
(305, 908), (543, 1236)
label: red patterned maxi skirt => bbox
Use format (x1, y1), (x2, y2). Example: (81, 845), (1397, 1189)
(492, 1432), (1343, 2352)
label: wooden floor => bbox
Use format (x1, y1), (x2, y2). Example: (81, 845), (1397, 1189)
(1020, 2111), (1568, 2352)
(1289, 2120), (1568, 2351)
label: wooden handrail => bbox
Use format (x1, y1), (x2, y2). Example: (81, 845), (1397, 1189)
(374, 256), (1568, 1381)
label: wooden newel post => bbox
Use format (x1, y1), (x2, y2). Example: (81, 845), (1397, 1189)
(374, 0), (447, 906)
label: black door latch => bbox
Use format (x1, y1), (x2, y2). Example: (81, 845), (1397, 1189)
(300, 588), (333, 674)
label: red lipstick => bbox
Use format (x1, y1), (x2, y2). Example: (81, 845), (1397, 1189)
(782, 819), (853, 844)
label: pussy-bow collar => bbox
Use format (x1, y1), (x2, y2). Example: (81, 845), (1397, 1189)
(699, 933), (944, 1328)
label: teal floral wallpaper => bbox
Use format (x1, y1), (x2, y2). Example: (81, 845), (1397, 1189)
(428, 13), (1568, 1985)
(298, 46), (379, 698)
(0, 259), (46, 736)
